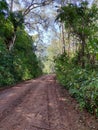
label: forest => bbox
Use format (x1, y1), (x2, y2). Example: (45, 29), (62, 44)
(0, 0), (42, 86)
(55, 1), (98, 117)
(0, 0), (98, 118)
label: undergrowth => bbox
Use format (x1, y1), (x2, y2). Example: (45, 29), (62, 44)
(55, 53), (98, 117)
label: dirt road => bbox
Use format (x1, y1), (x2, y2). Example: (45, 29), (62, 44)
(0, 75), (98, 130)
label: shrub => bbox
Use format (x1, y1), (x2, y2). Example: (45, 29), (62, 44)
(55, 54), (98, 117)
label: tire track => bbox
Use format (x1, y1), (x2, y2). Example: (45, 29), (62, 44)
(0, 81), (39, 122)
(0, 75), (97, 130)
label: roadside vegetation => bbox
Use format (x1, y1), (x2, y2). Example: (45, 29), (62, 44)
(55, 1), (98, 117)
(0, 0), (42, 87)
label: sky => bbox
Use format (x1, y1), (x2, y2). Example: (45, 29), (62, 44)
(25, 0), (95, 43)
(6, 0), (95, 46)
(6, 0), (97, 60)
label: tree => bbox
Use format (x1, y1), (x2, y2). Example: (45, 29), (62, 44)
(6, 0), (55, 50)
(56, 1), (98, 67)
(92, 0), (98, 6)
(0, 0), (43, 86)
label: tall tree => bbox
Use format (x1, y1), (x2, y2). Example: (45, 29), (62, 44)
(56, 1), (98, 67)
(5, 0), (55, 50)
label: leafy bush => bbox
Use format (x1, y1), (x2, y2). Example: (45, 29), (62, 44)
(55, 54), (98, 117)
(0, 42), (15, 86)
(0, 0), (43, 87)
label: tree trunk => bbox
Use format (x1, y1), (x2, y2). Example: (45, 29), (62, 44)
(61, 24), (66, 53)
(67, 32), (70, 56)
(9, 32), (16, 51)
(81, 37), (86, 68)
(10, 0), (14, 11)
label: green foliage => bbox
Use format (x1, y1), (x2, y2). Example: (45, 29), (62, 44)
(56, 1), (98, 68)
(0, 0), (42, 87)
(55, 1), (98, 117)
(13, 28), (42, 81)
(0, 0), (8, 14)
(0, 42), (15, 86)
(9, 11), (24, 31)
(55, 54), (98, 117)
(0, 28), (42, 86)
(56, 2), (98, 37)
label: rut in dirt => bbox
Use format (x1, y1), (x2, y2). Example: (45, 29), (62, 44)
(0, 75), (98, 130)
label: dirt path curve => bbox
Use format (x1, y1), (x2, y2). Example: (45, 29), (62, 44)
(0, 75), (98, 130)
